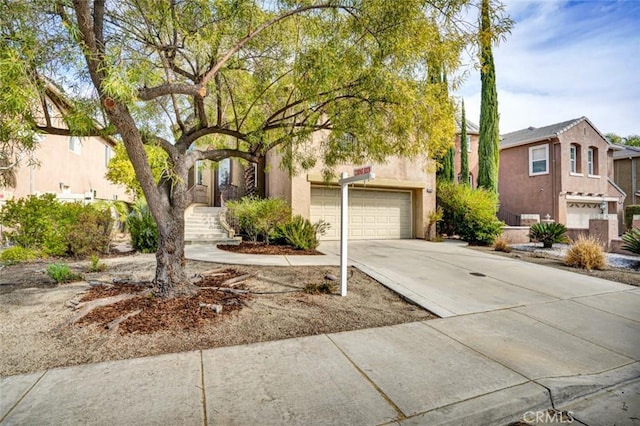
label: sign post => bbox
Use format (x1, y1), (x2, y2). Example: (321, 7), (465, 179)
(338, 166), (375, 296)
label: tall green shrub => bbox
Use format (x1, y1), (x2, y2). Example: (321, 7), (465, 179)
(127, 201), (158, 253)
(477, 0), (500, 193)
(459, 99), (469, 185)
(226, 197), (291, 243)
(437, 182), (503, 245)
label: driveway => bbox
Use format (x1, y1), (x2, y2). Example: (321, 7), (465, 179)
(319, 239), (636, 317)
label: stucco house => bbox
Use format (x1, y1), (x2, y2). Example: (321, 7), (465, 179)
(189, 129), (437, 241)
(612, 144), (640, 230)
(0, 133), (130, 206)
(498, 116), (625, 237)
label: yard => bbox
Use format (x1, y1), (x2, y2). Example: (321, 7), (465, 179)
(0, 254), (433, 377)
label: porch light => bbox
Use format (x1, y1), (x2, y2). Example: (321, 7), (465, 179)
(600, 200), (607, 214)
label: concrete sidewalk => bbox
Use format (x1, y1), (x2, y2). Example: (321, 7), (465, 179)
(2, 240), (639, 425)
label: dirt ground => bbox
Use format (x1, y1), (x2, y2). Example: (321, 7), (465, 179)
(0, 254), (433, 377)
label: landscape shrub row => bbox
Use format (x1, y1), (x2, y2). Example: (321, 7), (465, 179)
(0, 194), (113, 257)
(226, 197), (329, 250)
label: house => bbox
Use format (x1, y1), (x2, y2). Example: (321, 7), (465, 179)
(0, 133), (130, 205)
(498, 116), (625, 237)
(189, 129), (437, 241)
(453, 119), (480, 188)
(613, 144), (640, 230)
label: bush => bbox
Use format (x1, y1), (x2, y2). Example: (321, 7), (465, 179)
(127, 201), (158, 253)
(493, 237), (511, 253)
(437, 182), (503, 245)
(564, 235), (606, 271)
(0, 246), (39, 264)
(303, 281), (336, 295)
(226, 197), (291, 243)
(275, 215), (330, 250)
(47, 262), (82, 283)
(87, 255), (107, 272)
(624, 205), (640, 229)
(529, 222), (569, 249)
(0, 194), (64, 250)
(66, 207), (113, 257)
(621, 228), (640, 255)
(0, 194), (113, 257)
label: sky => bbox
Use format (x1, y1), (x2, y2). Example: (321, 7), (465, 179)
(456, 0), (640, 137)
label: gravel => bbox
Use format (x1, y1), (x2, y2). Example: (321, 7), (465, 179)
(511, 243), (640, 271)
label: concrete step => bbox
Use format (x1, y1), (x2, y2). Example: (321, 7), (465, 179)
(191, 207), (223, 214)
(184, 237), (241, 245)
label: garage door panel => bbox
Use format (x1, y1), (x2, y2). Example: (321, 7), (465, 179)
(567, 203), (600, 229)
(311, 187), (411, 240)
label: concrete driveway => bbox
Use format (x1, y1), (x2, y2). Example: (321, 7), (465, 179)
(319, 239), (635, 317)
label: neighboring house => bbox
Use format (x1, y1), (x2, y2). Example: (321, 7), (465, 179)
(613, 144), (640, 229)
(498, 117), (625, 236)
(453, 119), (480, 188)
(0, 133), (130, 205)
(191, 130), (437, 241)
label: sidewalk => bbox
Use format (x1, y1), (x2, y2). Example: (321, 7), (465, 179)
(2, 241), (639, 425)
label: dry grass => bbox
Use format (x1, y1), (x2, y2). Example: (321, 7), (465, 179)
(564, 235), (606, 271)
(493, 237), (512, 253)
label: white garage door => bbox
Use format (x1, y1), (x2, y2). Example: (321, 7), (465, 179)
(310, 187), (412, 240)
(566, 203), (601, 229)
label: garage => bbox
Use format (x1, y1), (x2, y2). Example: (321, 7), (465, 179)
(310, 187), (412, 240)
(566, 202), (601, 229)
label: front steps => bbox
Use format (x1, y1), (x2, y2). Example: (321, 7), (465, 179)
(184, 206), (240, 245)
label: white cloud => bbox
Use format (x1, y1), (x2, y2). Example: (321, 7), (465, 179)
(457, 0), (640, 136)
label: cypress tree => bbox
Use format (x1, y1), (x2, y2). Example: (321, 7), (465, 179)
(477, 0), (500, 193)
(460, 99), (470, 185)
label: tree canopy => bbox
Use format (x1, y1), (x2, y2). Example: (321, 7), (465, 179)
(0, 0), (511, 295)
(605, 133), (640, 147)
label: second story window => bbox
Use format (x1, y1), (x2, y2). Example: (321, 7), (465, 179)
(569, 144), (581, 174)
(529, 144), (549, 176)
(588, 147), (598, 176)
(465, 136), (471, 152)
(69, 136), (82, 155)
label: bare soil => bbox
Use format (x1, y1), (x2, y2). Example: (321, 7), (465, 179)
(0, 254), (433, 376)
(470, 246), (640, 287)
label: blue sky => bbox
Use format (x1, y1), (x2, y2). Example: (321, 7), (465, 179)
(457, 0), (640, 137)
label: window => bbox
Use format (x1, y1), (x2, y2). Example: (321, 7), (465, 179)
(104, 146), (113, 166)
(68, 136), (82, 154)
(529, 144), (549, 176)
(465, 136), (471, 152)
(588, 147), (599, 175)
(569, 144), (581, 174)
(218, 158), (230, 187)
(196, 160), (204, 185)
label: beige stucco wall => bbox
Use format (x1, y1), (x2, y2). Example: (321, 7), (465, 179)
(0, 134), (130, 203)
(264, 131), (436, 239)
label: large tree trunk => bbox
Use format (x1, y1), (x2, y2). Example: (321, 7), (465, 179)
(154, 206), (190, 297)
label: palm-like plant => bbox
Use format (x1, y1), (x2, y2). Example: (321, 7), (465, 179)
(622, 228), (640, 255)
(529, 222), (569, 249)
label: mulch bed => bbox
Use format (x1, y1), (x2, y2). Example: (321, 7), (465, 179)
(217, 241), (322, 255)
(76, 269), (252, 334)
